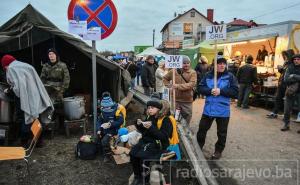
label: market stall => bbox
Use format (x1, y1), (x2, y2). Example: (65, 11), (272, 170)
(216, 21), (300, 106)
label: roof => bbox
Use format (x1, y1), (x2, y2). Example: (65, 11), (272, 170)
(0, 4), (120, 71)
(227, 19), (257, 27)
(160, 8), (215, 32)
(136, 47), (167, 57)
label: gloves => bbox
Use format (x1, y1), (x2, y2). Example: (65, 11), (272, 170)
(101, 122), (111, 129)
(4, 88), (10, 94)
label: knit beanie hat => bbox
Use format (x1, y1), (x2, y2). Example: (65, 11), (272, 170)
(182, 55), (191, 63)
(47, 48), (58, 56)
(101, 96), (115, 108)
(1, 55), (15, 69)
(217, 58), (227, 64)
(146, 92), (162, 109)
(292, 54), (300, 60)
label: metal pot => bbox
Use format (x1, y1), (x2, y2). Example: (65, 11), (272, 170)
(63, 96), (86, 120)
(0, 101), (12, 123)
(0, 82), (13, 123)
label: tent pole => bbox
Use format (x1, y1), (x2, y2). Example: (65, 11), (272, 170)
(92, 40), (97, 137)
(30, 29), (35, 66)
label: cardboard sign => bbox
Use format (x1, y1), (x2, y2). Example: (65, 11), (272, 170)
(82, 27), (102, 40)
(68, 0), (118, 40)
(206, 25), (227, 41)
(68, 20), (87, 35)
(165, 55), (183, 69)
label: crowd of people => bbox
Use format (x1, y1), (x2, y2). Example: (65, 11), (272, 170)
(1, 48), (300, 185)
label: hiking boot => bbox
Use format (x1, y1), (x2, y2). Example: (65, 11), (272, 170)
(211, 151), (222, 160)
(280, 124), (290, 131)
(103, 156), (111, 163)
(297, 130), (300, 134)
(267, 112), (278, 119)
(103, 153), (113, 163)
(130, 177), (143, 185)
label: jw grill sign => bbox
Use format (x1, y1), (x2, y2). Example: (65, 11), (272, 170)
(206, 25), (227, 40)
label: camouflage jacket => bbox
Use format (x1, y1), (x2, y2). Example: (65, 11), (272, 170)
(40, 61), (70, 92)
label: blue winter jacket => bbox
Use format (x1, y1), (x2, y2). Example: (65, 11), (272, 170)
(96, 104), (124, 135)
(198, 70), (238, 117)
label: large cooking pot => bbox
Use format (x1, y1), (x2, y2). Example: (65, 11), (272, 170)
(0, 82), (13, 123)
(63, 96), (86, 120)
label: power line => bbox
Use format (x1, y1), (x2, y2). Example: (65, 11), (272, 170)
(250, 2), (300, 20)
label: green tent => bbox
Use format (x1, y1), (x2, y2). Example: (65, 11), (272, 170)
(179, 45), (200, 69)
(199, 41), (223, 64)
(134, 46), (152, 55)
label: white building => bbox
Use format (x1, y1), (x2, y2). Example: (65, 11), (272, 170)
(161, 8), (215, 49)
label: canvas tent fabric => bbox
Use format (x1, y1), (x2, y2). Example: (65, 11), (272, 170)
(198, 41), (223, 64)
(136, 47), (167, 57)
(0, 4), (126, 100)
(179, 45), (201, 69)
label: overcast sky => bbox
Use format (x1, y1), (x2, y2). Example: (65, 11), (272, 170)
(0, 0), (300, 52)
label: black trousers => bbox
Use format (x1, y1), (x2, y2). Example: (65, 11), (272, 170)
(283, 94), (300, 125)
(197, 115), (230, 152)
(130, 155), (151, 182)
(100, 134), (112, 155)
(272, 84), (286, 114)
(237, 83), (252, 108)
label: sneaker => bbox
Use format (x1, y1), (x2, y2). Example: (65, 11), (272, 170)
(266, 112), (278, 119)
(295, 112), (300, 123)
(242, 106), (249, 109)
(211, 151), (222, 160)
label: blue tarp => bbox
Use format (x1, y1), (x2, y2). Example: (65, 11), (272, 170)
(112, 55), (127, 60)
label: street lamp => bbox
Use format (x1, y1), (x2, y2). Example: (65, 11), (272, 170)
(172, 32), (175, 55)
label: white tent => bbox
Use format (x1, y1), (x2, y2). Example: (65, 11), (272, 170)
(136, 47), (167, 57)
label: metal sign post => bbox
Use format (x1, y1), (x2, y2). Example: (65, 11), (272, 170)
(92, 40), (97, 136)
(68, 0), (118, 137)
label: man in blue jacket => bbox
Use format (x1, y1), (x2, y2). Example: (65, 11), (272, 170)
(197, 58), (238, 159)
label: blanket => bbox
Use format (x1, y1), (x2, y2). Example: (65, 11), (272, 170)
(6, 61), (54, 124)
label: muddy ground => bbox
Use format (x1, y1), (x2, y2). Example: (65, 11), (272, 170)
(0, 100), (198, 185)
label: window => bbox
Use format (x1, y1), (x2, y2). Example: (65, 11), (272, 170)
(183, 23), (193, 35)
(191, 11), (195, 17)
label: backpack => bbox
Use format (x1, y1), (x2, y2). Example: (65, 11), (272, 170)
(115, 104), (126, 127)
(157, 115), (179, 145)
(75, 141), (98, 160)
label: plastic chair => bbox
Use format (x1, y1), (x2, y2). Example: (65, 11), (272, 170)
(0, 119), (42, 178)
